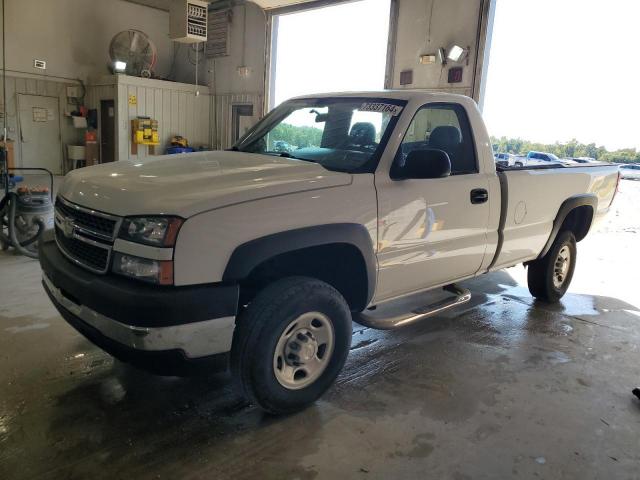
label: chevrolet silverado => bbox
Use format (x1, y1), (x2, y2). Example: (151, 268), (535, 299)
(39, 91), (620, 414)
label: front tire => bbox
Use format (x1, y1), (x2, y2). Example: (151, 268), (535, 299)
(527, 230), (577, 302)
(231, 276), (352, 415)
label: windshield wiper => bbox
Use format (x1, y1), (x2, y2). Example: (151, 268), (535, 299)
(261, 151), (316, 163)
(278, 152), (317, 163)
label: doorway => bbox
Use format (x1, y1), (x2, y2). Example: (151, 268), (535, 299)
(17, 94), (62, 174)
(100, 100), (116, 163)
(268, 0), (392, 108)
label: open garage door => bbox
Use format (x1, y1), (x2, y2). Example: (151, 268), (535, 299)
(482, 0), (640, 160)
(268, 0), (392, 108)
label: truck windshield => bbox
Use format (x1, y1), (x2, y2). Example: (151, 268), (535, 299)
(233, 97), (406, 173)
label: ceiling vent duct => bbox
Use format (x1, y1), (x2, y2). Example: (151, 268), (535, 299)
(206, 9), (231, 57)
(170, 0), (208, 43)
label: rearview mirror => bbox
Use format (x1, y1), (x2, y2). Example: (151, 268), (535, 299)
(397, 149), (452, 179)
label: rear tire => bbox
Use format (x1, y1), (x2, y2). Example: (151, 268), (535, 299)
(231, 276), (352, 415)
(527, 230), (577, 302)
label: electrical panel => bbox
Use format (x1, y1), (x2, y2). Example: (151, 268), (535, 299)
(170, 0), (208, 44)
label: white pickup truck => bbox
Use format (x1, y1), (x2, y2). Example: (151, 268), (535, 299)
(39, 91), (619, 414)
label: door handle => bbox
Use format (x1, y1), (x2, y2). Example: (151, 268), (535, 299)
(470, 188), (488, 204)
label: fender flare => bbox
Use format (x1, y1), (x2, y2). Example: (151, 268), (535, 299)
(538, 194), (597, 259)
(222, 223), (377, 305)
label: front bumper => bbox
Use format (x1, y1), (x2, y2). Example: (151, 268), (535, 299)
(39, 238), (239, 374)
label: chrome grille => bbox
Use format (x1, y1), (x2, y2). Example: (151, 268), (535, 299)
(54, 197), (122, 274)
(55, 197), (118, 240)
(55, 225), (110, 271)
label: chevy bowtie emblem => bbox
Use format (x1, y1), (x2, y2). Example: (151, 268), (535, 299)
(62, 217), (75, 238)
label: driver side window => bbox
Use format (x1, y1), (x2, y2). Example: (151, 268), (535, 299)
(395, 103), (477, 175)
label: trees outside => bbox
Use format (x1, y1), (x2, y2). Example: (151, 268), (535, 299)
(491, 136), (640, 164)
(270, 123), (323, 150)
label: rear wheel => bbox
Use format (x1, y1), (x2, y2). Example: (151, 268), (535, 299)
(231, 276), (352, 414)
(527, 230), (577, 302)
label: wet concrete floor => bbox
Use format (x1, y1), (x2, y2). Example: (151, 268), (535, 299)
(1, 179), (639, 479)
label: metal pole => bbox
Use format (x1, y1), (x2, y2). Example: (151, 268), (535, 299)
(1, 0), (9, 197)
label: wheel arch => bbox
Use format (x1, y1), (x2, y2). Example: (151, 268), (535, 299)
(223, 224), (377, 312)
(538, 194), (597, 259)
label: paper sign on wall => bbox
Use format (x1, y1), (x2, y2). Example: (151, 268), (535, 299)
(32, 107), (47, 122)
(128, 95), (137, 105)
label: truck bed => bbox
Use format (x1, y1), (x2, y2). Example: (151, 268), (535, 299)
(489, 164), (619, 271)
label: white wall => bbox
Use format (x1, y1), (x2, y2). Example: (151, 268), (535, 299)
(0, 75), (82, 170)
(0, 0), (177, 81)
(0, 0), (203, 170)
(391, 0), (485, 96)
(87, 75), (211, 162)
(208, 3), (266, 148)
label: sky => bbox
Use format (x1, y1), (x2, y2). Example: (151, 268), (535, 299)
(272, 0), (390, 107)
(482, 0), (640, 150)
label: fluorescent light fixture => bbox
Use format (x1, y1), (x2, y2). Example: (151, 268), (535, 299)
(447, 45), (468, 63)
(114, 61), (127, 73)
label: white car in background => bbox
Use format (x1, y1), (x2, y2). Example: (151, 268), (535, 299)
(494, 153), (525, 168)
(619, 164), (640, 180)
(528, 151), (577, 166)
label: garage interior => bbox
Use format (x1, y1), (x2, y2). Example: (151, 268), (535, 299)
(1, 0), (638, 478)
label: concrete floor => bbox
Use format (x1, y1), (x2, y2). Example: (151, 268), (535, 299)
(1, 178), (639, 479)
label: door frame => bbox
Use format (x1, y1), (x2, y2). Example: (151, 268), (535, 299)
(100, 99), (117, 164)
(17, 94), (63, 174)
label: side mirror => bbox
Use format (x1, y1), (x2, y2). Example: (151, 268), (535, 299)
(397, 148), (452, 179)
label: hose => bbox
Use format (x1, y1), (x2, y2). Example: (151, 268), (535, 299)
(1, 192), (43, 258)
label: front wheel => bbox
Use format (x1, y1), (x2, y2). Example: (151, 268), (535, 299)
(527, 230), (577, 302)
(231, 276), (352, 414)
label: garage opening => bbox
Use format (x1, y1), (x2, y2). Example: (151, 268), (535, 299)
(482, 0), (640, 162)
(268, 0), (392, 108)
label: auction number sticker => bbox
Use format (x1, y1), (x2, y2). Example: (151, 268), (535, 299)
(359, 102), (403, 116)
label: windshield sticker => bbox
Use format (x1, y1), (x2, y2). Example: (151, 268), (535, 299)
(359, 102), (403, 116)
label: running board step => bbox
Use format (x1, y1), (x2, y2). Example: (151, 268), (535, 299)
(355, 284), (472, 330)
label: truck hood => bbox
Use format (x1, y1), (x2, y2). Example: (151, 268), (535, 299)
(58, 151), (352, 217)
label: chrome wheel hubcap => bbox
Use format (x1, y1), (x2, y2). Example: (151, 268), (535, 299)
(553, 245), (571, 289)
(273, 312), (334, 390)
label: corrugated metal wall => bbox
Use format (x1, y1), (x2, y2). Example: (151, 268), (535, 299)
(0, 74), (83, 171)
(213, 92), (263, 150)
(87, 75), (211, 162)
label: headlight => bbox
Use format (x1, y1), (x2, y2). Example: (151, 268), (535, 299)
(112, 253), (174, 285)
(119, 216), (183, 247)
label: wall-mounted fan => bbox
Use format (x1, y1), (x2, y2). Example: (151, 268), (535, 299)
(109, 29), (157, 78)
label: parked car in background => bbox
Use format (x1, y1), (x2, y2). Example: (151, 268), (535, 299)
(571, 157), (600, 164)
(273, 140), (293, 153)
(494, 152), (525, 168)
(619, 164), (640, 180)
(527, 151), (576, 166)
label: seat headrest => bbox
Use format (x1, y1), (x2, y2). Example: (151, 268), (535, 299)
(428, 126), (462, 150)
(349, 122), (376, 145)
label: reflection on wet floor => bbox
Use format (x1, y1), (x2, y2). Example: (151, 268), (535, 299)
(1, 262), (640, 479)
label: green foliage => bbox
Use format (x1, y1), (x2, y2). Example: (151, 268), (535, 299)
(270, 123), (323, 149)
(490, 136), (640, 164)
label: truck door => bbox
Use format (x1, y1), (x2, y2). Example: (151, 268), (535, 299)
(374, 102), (490, 302)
